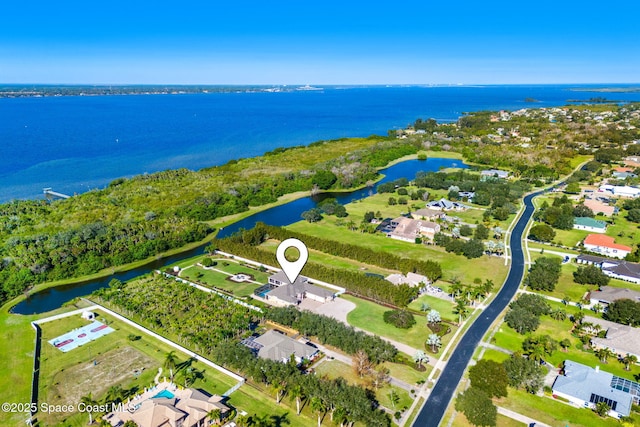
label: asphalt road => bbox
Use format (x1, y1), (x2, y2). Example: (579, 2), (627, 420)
(413, 191), (540, 427)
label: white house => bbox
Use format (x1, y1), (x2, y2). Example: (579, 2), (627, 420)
(599, 184), (640, 198)
(552, 360), (635, 418)
(583, 234), (632, 259)
(573, 217), (607, 233)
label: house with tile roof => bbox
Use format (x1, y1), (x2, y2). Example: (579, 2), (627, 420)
(573, 217), (607, 233)
(552, 360), (636, 418)
(583, 199), (616, 216)
(252, 330), (319, 364)
(583, 234), (632, 259)
(106, 384), (229, 427)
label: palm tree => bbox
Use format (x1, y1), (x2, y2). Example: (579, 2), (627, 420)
(206, 408), (222, 425)
(426, 334), (442, 353)
(622, 354), (638, 371)
(413, 350), (428, 369)
(453, 299), (469, 324)
(270, 380), (287, 404)
(104, 385), (123, 405)
(595, 347), (615, 363)
(595, 401), (610, 417)
(529, 344), (546, 365)
(81, 393), (97, 424)
(592, 303), (603, 314)
(289, 383), (305, 415)
(310, 397), (326, 427)
(549, 309), (567, 321)
(164, 351), (178, 381)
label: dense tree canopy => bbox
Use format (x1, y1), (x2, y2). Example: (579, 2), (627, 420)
(604, 299), (640, 326)
(468, 360), (508, 398)
(525, 257), (561, 291)
(455, 387), (497, 427)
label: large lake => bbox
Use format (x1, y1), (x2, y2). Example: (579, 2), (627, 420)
(3, 85), (640, 202)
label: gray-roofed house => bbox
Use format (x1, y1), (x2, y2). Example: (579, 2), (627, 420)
(576, 255), (640, 285)
(573, 217), (607, 233)
(426, 198), (469, 211)
(253, 330), (319, 364)
(265, 272), (334, 306)
(589, 286), (640, 306)
(552, 360), (636, 418)
(584, 315), (640, 360)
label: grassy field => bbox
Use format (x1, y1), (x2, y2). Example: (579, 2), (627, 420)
(496, 388), (640, 427)
(407, 293), (458, 323)
(342, 294), (458, 354)
(315, 360), (414, 414)
(260, 239), (398, 276)
(287, 219), (509, 286)
(37, 311), (238, 426)
(179, 260), (267, 297)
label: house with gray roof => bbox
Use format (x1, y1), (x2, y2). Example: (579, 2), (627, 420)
(552, 360), (636, 418)
(265, 272), (334, 306)
(573, 217), (607, 233)
(589, 286), (640, 306)
(385, 272), (430, 288)
(426, 198), (469, 211)
(584, 315), (640, 360)
(576, 255), (640, 285)
(252, 330), (319, 364)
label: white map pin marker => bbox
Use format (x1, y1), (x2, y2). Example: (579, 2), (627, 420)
(276, 238), (309, 284)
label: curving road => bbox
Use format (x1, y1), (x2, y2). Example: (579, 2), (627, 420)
(413, 191), (540, 427)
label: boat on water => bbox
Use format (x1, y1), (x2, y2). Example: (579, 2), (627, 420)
(296, 85), (323, 91)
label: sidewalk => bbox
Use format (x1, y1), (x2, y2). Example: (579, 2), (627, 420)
(497, 406), (552, 427)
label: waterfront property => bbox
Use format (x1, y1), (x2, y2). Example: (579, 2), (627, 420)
(480, 169), (510, 179)
(573, 217), (607, 233)
(104, 381), (229, 427)
(426, 198), (469, 211)
(243, 330), (319, 364)
(584, 315), (640, 360)
(552, 360), (636, 418)
(582, 234), (632, 259)
(387, 216), (441, 242)
(263, 271), (335, 306)
(576, 254), (640, 284)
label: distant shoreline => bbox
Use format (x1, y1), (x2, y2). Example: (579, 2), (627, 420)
(569, 87), (640, 93)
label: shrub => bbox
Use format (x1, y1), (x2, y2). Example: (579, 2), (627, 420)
(383, 309), (417, 329)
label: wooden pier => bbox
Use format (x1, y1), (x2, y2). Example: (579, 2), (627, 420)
(43, 188), (71, 200)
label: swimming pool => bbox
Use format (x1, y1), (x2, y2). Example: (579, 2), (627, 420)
(153, 389), (175, 399)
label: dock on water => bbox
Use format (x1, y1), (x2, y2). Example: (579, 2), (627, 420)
(43, 188), (71, 200)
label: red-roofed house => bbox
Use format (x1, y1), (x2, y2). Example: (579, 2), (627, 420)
(583, 234), (632, 259)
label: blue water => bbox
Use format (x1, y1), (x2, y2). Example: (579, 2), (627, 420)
(3, 85), (639, 202)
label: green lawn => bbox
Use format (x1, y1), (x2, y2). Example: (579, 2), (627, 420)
(479, 348), (511, 364)
(287, 219), (509, 286)
(383, 361), (431, 386)
(229, 385), (317, 427)
(180, 262), (265, 297)
(342, 294), (458, 353)
(496, 388), (640, 427)
(315, 360), (414, 414)
(260, 239), (398, 276)
(408, 294), (458, 323)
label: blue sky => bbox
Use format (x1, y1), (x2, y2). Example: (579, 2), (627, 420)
(1, 1), (639, 84)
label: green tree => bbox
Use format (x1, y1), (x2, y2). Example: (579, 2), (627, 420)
(164, 351), (178, 381)
(595, 401), (611, 417)
(604, 299), (640, 326)
(455, 387), (497, 427)
(528, 223), (556, 242)
(468, 360), (508, 398)
(301, 208), (323, 223)
(503, 355), (544, 393)
(573, 265), (610, 287)
(525, 257), (562, 292)
(505, 306), (540, 334)
(312, 170), (337, 189)
(474, 224), (489, 240)
(426, 333), (442, 353)
(621, 353), (638, 371)
(565, 182), (581, 194)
